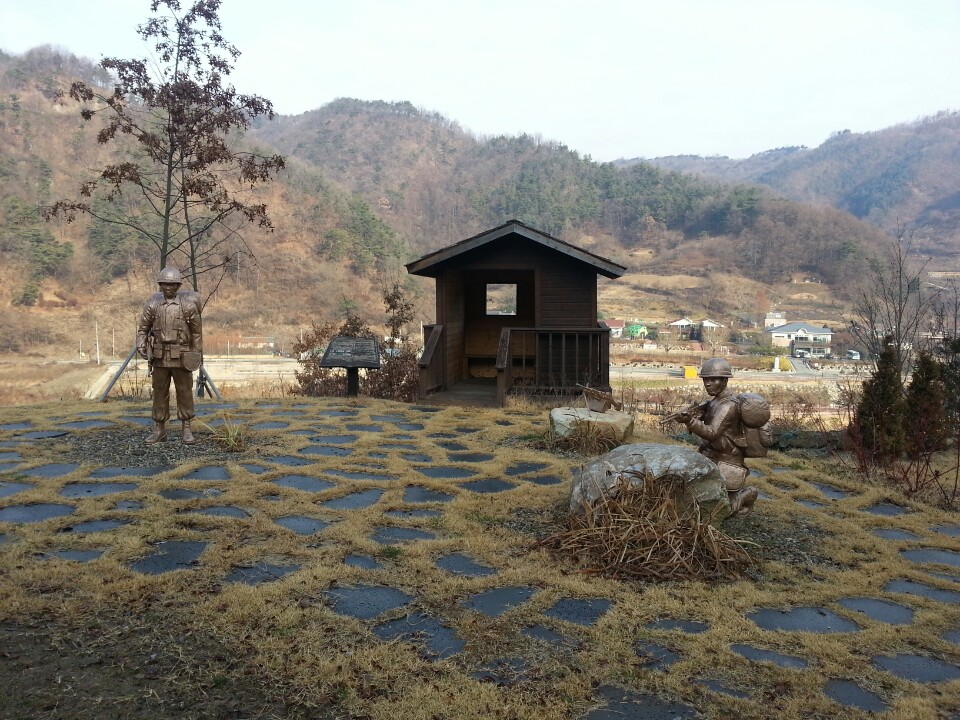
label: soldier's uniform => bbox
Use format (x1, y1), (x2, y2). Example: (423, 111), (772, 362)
(136, 267), (203, 444)
(687, 386), (748, 492)
(680, 358), (758, 516)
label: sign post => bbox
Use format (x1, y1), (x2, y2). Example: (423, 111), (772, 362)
(319, 336), (382, 396)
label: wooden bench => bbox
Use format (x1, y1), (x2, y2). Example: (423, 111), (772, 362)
(465, 327), (535, 379)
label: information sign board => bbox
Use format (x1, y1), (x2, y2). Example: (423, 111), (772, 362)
(319, 337), (382, 369)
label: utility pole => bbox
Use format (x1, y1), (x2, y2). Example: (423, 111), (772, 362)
(95, 321), (101, 365)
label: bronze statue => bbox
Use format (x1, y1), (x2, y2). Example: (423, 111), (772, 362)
(667, 358), (759, 516)
(136, 267), (203, 444)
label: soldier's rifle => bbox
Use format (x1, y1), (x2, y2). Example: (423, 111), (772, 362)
(660, 399), (709, 425)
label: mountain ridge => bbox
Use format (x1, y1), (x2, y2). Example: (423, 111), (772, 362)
(0, 45), (946, 365)
(632, 111), (960, 260)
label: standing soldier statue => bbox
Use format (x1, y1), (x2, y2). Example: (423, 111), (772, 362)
(671, 358), (760, 516)
(137, 267), (203, 444)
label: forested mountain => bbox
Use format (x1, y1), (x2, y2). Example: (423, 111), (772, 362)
(0, 47), (414, 353)
(251, 98), (888, 287)
(0, 46), (907, 355)
(634, 112), (960, 260)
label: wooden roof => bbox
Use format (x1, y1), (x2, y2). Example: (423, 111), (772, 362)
(405, 219), (627, 279)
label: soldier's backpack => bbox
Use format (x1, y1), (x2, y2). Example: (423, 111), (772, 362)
(736, 392), (776, 458)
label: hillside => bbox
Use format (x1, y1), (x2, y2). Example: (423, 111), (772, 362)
(635, 112), (960, 260)
(0, 46), (906, 371)
(0, 47), (424, 361)
(251, 99), (893, 294)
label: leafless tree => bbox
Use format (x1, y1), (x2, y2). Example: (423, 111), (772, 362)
(847, 226), (940, 384)
(45, 0), (284, 297)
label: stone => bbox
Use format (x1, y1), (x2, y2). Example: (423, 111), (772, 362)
(436, 553), (496, 577)
(823, 680), (888, 711)
(748, 606), (861, 633)
(462, 586), (536, 617)
(873, 654), (960, 683)
(585, 686), (699, 719)
(543, 597), (612, 626)
(459, 479), (516, 494)
(731, 643), (808, 669)
(549, 407), (634, 445)
(225, 562), (299, 585)
(569, 443), (729, 521)
(129, 540), (206, 574)
(324, 584), (412, 619)
(0, 503), (75, 523)
(373, 612), (464, 660)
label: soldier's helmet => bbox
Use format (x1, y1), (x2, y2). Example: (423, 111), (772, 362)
(699, 357), (733, 378)
(157, 267), (183, 285)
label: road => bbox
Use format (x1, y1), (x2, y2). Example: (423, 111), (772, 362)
(609, 361), (866, 383)
(84, 355), (868, 400)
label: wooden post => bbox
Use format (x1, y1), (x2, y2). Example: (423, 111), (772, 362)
(346, 367), (360, 396)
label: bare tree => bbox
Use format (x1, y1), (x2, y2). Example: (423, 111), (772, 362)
(45, 0), (284, 296)
(847, 226), (940, 384)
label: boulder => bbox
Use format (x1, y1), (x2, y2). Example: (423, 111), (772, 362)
(569, 443), (730, 522)
(550, 407), (634, 445)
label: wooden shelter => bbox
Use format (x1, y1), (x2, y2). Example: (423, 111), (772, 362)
(407, 220), (626, 404)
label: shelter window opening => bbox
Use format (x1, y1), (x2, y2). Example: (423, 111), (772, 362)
(486, 284), (517, 316)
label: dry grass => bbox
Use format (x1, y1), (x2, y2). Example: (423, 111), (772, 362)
(531, 421), (624, 456)
(0, 357), (101, 405)
(540, 472), (756, 582)
(0, 397), (958, 719)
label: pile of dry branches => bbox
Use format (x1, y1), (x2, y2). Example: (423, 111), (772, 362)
(539, 471), (756, 582)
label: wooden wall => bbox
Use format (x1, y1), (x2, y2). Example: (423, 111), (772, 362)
(429, 233), (602, 386)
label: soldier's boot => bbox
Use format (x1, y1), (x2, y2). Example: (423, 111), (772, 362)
(729, 486), (759, 517)
(182, 420), (196, 445)
(145, 421), (167, 444)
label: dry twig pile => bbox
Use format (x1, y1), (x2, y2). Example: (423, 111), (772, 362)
(539, 471), (756, 582)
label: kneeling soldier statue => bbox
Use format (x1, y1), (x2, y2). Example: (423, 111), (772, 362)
(137, 267), (203, 444)
(672, 358), (760, 516)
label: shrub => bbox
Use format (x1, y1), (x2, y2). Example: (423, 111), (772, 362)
(853, 337), (905, 461)
(904, 351), (949, 457)
(293, 283), (420, 402)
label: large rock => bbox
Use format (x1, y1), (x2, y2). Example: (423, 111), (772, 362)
(569, 443), (730, 522)
(550, 407), (634, 445)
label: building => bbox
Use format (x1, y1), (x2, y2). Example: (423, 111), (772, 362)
(765, 322), (833, 357)
(764, 311), (786, 329)
(695, 319), (725, 345)
(668, 318), (694, 340)
(406, 220), (626, 403)
(604, 319), (625, 339)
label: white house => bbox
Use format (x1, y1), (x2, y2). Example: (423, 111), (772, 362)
(764, 311), (786, 329)
(668, 317), (694, 339)
(603, 319), (625, 339)
(765, 322), (833, 357)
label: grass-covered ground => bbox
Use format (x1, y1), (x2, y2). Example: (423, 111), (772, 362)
(0, 397), (958, 719)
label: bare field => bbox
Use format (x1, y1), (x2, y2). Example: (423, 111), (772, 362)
(0, 356), (106, 406)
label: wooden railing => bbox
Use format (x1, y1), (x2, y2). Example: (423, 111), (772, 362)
(496, 326), (610, 404)
(417, 324), (444, 399)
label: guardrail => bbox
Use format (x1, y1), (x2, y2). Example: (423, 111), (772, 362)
(417, 324), (444, 398)
(496, 326), (610, 403)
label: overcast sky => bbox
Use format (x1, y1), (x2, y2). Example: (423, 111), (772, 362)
(3, 0), (958, 161)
